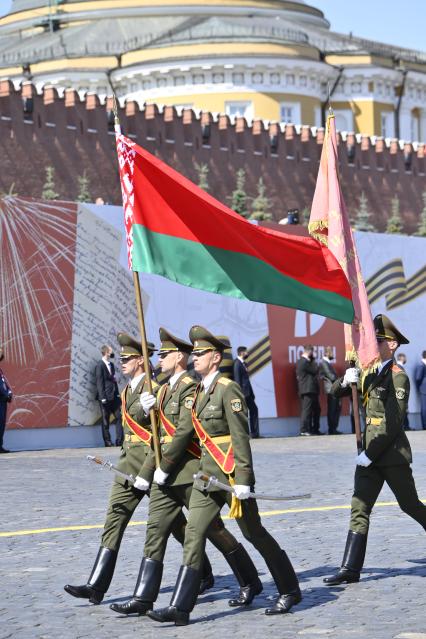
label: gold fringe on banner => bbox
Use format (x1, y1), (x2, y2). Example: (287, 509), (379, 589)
(228, 477), (243, 519)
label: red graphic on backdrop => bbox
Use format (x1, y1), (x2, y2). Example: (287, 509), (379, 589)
(267, 305), (347, 417)
(0, 198), (77, 429)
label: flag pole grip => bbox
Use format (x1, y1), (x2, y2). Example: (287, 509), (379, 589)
(132, 271), (161, 468)
(350, 360), (362, 454)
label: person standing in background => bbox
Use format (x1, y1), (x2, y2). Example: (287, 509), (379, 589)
(319, 347), (342, 435)
(414, 350), (426, 430)
(296, 345), (321, 436)
(233, 346), (259, 438)
(0, 346), (12, 453)
(95, 345), (123, 446)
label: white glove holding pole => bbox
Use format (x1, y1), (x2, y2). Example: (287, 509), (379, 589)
(153, 468), (169, 485)
(233, 485), (251, 500)
(356, 451), (372, 467)
(134, 476), (150, 491)
(341, 367), (360, 388)
(140, 391), (156, 415)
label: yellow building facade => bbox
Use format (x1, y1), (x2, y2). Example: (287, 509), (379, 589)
(1, 0), (425, 141)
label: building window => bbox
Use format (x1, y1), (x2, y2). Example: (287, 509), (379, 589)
(225, 101), (253, 119)
(252, 72), (264, 84)
(192, 74), (204, 84)
(286, 74), (295, 85)
(213, 73), (224, 83)
(411, 111), (420, 141)
(334, 109), (354, 132)
(270, 72), (280, 85)
(314, 106), (322, 128)
(280, 102), (301, 124)
(232, 72), (244, 84)
(381, 112), (394, 138)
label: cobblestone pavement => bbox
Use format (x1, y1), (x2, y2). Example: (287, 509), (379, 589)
(2, 433), (426, 639)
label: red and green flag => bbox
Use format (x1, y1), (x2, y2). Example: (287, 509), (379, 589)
(115, 133), (354, 324)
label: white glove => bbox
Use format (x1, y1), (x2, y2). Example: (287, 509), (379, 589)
(140, 391), (156, 415)
(342, 368), (360, 387)
(134, 476), (150, 491)
(233, 485), (251, 500)
(101, 398), (107, 404)
(356, 451), (372, 467)
(153, 468), (169, 485)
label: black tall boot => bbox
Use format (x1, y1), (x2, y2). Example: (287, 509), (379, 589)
(199, 554), (214, 595)
(64, 547), (117, 604)
(323, 530), (367, 585)
(110, 557), (163, 615)
(264, 549), (302, 615)
(146, 565), (201, 626)
(226, 543), (263, 607)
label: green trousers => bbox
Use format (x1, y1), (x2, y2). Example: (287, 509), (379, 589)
(182, 487), (284, 571)
(350, 464), (426, 535)
(101, 481), (186, 552)
(144, 483), (239, 561)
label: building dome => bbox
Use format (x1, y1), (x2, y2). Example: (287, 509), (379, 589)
(1, 0), (425, 139)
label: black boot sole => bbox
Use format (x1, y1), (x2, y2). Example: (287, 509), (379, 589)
(110, 602), (152, 616)
(228, 580), (263, 607)
(265, 592), (302, 615)
(323, 574), (360, 586)
(64, 585), (104, 604)
(147, 608), (189, 625)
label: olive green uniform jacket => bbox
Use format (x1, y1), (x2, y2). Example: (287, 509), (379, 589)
(140, 372), (200, 485)
(194, 372), (255, 487)
(331, 360), (411, 466)
(115, 375), (161, 485)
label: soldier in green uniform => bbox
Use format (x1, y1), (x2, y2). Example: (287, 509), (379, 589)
(110, 327), (260, 616)
(147, 326), (301, 626)
(324, 314), (426, 586)
(64, 333), (189, 604)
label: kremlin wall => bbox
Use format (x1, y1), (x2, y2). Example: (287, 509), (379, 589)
(1, 80), (425, 232)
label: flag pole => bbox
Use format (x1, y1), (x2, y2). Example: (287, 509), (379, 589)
(113, 96), (161, 468)
(350, 363), (362, 454)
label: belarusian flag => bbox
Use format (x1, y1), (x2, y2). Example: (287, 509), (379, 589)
(116, 133), (354, 324)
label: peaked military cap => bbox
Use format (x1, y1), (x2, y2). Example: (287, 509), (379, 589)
(189, 325), (229, 353)
(159, 327), (192, 354)
(373, 314), (409, 345)
(117, 332), (157, 357)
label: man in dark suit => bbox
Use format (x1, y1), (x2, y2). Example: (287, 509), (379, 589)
(95, 345), (123, 446)
(296, 345), (321, 436)
(319, 347), (342, 435)
(414, 350), (426, 429)
(233, 346), (259, 438)
(0, 346), (12, 453)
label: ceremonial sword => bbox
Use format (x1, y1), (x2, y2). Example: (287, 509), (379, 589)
(193, 471), (311, 502)
(87, 455), (136, 485)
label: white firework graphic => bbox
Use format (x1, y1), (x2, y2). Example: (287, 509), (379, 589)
(0, 196), (76, 366)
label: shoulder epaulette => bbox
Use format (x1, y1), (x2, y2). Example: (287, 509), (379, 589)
(217, 377), (232, 386)
(182, 376), (193, 384)
(391, 364), (403, 373)
(152, 380), (160, 389)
